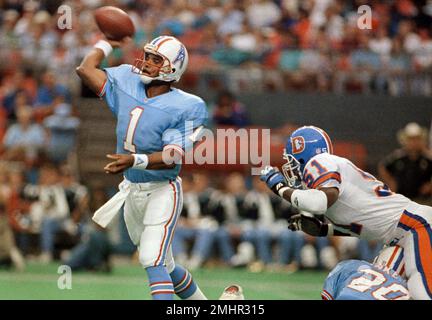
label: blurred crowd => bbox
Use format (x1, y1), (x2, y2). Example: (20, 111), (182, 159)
(1, 0), (432, 98)
(0, 0), (432, 273)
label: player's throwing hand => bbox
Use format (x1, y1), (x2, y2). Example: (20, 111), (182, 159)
(104, 154), (134, 174)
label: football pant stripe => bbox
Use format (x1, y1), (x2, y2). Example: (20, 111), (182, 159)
(163, 179), (182, 262)
(154, 178), (181, 266)
(154, 180), (179, 266)
(321, 290), (334, 300)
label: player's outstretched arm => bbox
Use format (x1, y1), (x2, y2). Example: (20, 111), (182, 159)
(260, 165), (339, 213)
(75, 38), (130, 95)
(103, 150), (182, 174)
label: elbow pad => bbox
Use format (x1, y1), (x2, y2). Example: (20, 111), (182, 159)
(290, 189), (328, 215)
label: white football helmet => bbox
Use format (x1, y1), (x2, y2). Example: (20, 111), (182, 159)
(133, 35), (188, 84)
(373, 245), (406, 278)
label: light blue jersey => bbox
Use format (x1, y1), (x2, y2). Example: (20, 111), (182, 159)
(322, 260), (410, 300)
(101, 64), (208, 183)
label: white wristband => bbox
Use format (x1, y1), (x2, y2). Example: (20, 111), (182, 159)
(132, 154), (149, 170)
(94, 40), (113, 58)
(278, 186), (289, 198)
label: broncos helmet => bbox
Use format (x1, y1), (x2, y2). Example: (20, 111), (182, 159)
(132, 35), (188, 84)
(282, 126), (333, 186)
(373, 245), (406, 278)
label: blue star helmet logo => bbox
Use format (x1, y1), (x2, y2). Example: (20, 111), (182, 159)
(173, 45), (186, 69)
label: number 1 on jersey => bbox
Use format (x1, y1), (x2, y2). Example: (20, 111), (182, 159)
(124, 107), (144, 153)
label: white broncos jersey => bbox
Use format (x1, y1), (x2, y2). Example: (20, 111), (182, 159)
(302, 153), (411, 243)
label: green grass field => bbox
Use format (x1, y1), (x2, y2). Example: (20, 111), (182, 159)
(0, 263), (327, 300)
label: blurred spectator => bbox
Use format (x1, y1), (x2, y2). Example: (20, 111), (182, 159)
(187, 173), (242, 269)
(230, 21), (259, 54)
(172, 173), (219, 268)
(412, 28), (432, 71)
(0, 203), (26, 271)
(3, 89), (32, 121)
(246, 0), (281, 29)
(64, 187), (112, 272)
(0, 162), (25, 271)
(43, 101), (80, 164)
(379, 122), (432, 204)
(33, 70), (71, 121)
(301, 235), (339, 271)
(35, 71), (70, 106)
(357, 239), (382, 263)
(13, 0), (39, 37)
(271, 198), (305, 273)
(231, 176), (274, 271)
(212, 90), (249, 127)
(0, 9), (20, 58)
(369, 26), (393, 62)
(60, 164), (89, 228)
(387, 38), (412, 96)
(19, 10), (58, 69)
(5, 164), (34, 255)
(1, 70), (37, 120)
(350, 38), (382, 93)
(1, 106), (46, 164)
(23, 164), (71, 263)
(216, 1), (245, 36)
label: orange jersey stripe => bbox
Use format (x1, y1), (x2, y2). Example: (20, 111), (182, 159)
(399, 214), (423, 229)
(311, 172), (341, 189)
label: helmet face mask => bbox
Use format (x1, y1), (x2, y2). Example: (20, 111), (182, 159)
(132, 36), (188, 84)
(133, 50), (167, 81)
(282, 149), (305, 189)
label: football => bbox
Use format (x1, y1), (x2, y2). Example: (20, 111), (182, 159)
(93, 6), (135, 41)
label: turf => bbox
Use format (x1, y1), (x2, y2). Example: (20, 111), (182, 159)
(0, 263), (327, 300)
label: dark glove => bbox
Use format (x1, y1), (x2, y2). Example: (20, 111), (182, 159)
(288, 213), (329, 237)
